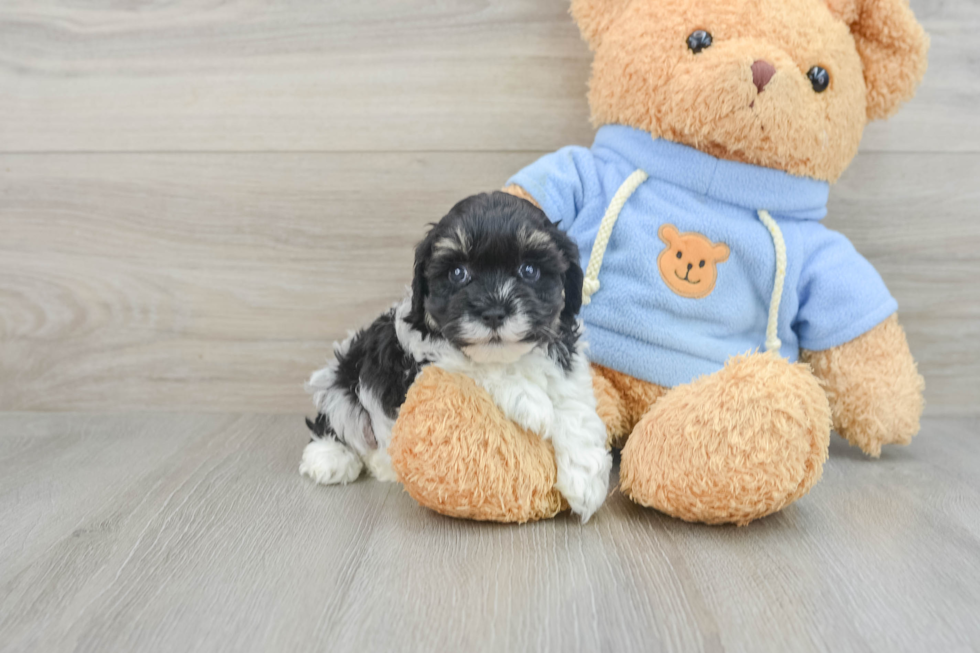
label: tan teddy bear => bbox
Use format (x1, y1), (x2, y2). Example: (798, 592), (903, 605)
(391, 0), (928, 525)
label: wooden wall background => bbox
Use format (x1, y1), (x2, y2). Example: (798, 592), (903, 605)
(1, 0), (977, 414)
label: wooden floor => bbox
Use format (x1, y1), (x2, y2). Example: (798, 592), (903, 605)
(0, 414), (977, 653)
(3, 0), (980, 651)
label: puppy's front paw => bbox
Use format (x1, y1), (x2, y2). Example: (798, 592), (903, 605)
(555, 446), (612, 523)
(300, 439), (363, 485)
(503, 390), (554, 436)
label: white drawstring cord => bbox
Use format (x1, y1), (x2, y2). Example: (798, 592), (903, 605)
(581, 169), (649, 305)
(757, 209), (787, 353)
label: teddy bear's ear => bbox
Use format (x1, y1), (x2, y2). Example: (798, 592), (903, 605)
(659, 224), (679, 246)
(712, 243), (731, 264)
(825, 0), (929, 120)
(570, 0), (633, 50)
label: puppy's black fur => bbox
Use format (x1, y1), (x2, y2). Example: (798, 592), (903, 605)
(305, 309), (421, 439)
(307, 192), (584, 444)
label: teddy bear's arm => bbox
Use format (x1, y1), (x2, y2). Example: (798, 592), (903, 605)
(502, 184), (540, 208)
(801, 314), (924, 457)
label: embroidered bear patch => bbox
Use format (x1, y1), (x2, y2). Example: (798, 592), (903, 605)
(657, 224), (730, 299)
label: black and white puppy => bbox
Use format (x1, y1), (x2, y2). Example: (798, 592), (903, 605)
(301, 192), (611, 521)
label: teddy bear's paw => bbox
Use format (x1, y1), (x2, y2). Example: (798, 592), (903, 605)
(390, 366), (566, 523)
(554, 446), (613, 523)
(300, 439), (363, 486)
(620, 352), (831, 526)
(803, 314), (925, 458)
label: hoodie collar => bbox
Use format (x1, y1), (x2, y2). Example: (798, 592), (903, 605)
(593, 125), (830, 221)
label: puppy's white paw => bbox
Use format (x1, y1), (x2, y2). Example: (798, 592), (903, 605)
(300, 439), (363, 485)
(505, 391), (555, 436)
(555, 446), (612, 523)
(364, 449), (398, 483)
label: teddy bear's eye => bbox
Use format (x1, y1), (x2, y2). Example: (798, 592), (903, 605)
(676, 251), (683, 259)
(807, 66), (830, 93)
(699, 260), (706, 268)
(687, 30), (713, 55)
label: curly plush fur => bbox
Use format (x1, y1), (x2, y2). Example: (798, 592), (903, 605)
(590, 364), (667, 449)
(617, 353), (831, 526)
(803, 314), (925, 457)
(572, 0), (927, 181)
(391, 366), (567, 523)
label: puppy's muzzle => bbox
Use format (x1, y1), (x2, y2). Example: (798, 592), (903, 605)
(480, 306), (508, 329)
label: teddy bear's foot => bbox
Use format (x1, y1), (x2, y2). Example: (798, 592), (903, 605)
(803, 315), (924, 458)
(389, 366), (566, 523)
(620, 352), (831, 526)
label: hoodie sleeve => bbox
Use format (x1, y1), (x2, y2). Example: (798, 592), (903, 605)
(794, 223), (898, 352)
(506, 146), (600, 230)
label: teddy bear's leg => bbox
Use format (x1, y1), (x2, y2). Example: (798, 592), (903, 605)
(389, 366), (566, 523)
(591, 364), (668, 448)
(620, 352), (831, 526)
(801, 314), (924, 458)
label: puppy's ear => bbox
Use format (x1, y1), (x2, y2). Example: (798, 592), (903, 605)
(408, 228), (436, 333)
(554, 228), (585, 319)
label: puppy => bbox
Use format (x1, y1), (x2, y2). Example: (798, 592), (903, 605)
(301, 192), (611, 521)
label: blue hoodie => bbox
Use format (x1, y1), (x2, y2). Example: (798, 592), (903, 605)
(508, 125), (897, 389)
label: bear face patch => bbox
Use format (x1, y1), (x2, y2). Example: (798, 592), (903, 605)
(657, 224), (730, 299)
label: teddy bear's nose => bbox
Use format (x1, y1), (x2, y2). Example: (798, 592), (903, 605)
(752, 60), (776, 93)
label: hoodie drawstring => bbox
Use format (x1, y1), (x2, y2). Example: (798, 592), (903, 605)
(582, 170), (788, 356)
(581, 169), (649, 305)
(757, 209), (786, 353)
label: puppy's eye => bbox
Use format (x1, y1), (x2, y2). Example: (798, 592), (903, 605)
(807, 66), (830, 93)
(449, 266), (471, 285)
(518, 263), (541, 282)
(676, 251), (683, 260)
(687, 30), (713, 54)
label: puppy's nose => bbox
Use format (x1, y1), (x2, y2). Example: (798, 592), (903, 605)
(752, 60), (776, 93)
(481, 306), (507, 329)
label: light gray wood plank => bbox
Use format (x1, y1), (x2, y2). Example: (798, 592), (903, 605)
(0, 413), (230, 577)
(0, 0), (975, 154)
(0, 413), (978, 653)
(0, 413), (398, 653)
(2, 151), (977, 413)
(826, 152), (980, 414)
(0, 151), (534, 412)
(0, 0), (594, 153)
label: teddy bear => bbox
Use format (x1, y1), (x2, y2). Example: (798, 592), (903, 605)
(390, 0), (928, 525)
